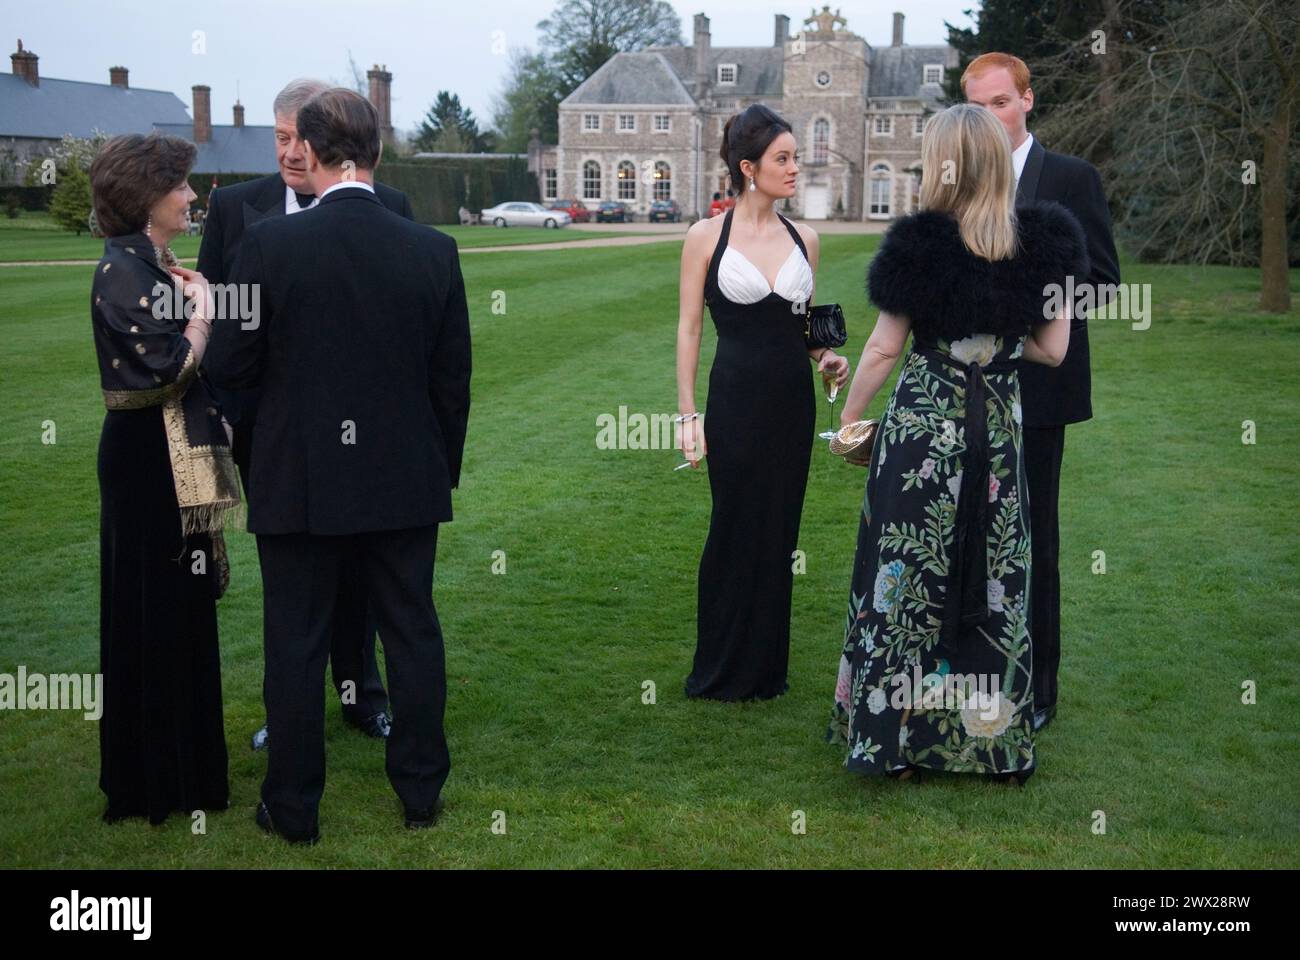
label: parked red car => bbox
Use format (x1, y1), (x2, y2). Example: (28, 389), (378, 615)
(546, 199), (591, 223)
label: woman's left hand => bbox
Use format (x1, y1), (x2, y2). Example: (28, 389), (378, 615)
(168, 265), (212, 319)
(818, 351), (850, 387)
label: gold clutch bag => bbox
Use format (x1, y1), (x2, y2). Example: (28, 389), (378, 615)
(829, 419), (879, 466)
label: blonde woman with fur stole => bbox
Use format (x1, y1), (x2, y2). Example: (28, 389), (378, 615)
(826, 104), (1088, 784)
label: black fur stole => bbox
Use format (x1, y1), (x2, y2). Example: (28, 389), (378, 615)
(866, 201), (1090, 343)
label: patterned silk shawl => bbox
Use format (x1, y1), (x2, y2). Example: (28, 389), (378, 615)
(91, 233), (241, 542)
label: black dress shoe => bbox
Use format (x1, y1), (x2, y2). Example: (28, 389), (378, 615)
(255, 801), (320, 845)
(250, 723), (269, 751)
(885, 765), (922, 783)
(404, 798), (445, 830)
(345, 711), (391, 739)
(1032, 706), (1056, 732)
(990, 769), (1034, 786)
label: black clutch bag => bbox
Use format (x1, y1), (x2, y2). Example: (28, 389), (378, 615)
(804, 303), (847, 350)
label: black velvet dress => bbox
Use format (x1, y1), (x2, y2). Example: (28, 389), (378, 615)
(93, 234), (230, 823)
(686, 209), (816, 700)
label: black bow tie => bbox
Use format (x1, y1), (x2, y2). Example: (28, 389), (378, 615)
(294, 192), (316, 208)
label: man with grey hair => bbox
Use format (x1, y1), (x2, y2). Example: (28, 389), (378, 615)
(198, 78), (414, 751)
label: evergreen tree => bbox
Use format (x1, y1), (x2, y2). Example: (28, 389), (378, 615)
(49, 164), (92, 235)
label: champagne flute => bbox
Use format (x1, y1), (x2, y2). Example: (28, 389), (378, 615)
(819, 370), (840, 440)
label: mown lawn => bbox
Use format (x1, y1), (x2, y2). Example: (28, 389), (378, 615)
(0, 231), (1297, 868)
(0, 211), (659, 261)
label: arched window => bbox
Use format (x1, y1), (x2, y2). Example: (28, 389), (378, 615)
(653, 161), (672, 201)
(617, 160), (636, 201)
(812, 118), (830, 165)
(905, 165), (922, 213)
(869, 162), (892, 218)
(583, 160), (602, 200)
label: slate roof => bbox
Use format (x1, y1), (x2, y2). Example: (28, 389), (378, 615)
(561, 40), (950, 107)
(867, 45), (951, 99)
(562, 51), (696, 106)
(0, 72), (191, 139)
(653, 45), (784, 99)
(153, 123), (279, 174)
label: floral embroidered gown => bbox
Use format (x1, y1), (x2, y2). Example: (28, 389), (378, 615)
(828, 332), (1034, 776)
(826, 202), (1088, 779)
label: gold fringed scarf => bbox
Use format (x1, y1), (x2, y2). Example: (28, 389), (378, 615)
(153, 245), (242, 541)
(160, 394), (242, 535)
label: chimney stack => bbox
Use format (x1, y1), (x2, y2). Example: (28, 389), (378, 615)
(693, 14), (711, 96)
(366, 64), (394, 145)
(892, 12), (905, 47)
(192, 84), (211, 143)
(11, 39), (38, 87)
(774, 14), (790, 47)
(109, 65), (128, 88)
(233, 101), (244, 128)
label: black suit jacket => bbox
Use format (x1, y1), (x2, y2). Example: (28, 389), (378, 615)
(198, 172), (414, 286)
(207, 186), (471, 535)
(1016, 137), (1120, 428)
(197, 172), (414, 445)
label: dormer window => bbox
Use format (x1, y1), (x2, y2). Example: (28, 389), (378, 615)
(717, 63), (737, 84)
(923, 64), (944, 85)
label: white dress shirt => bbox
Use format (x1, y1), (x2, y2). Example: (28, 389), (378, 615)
(286, 180), (375, 213)
(284, 184), (318, 215)
(1012, 132), (1035, 185)
(320, 180), (376, 199)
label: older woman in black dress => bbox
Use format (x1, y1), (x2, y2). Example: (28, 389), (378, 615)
(89, 133), (240, 823)
(676, 105), (850, 700)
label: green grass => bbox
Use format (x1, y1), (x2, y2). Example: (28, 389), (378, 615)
(1, 231), (1297, 868)
(444, 224), (662, 249)
(0, 211), (661, 261)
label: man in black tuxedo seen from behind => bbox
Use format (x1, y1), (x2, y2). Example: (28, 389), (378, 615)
(964, 53), (1121, 733)
(198, 79), (414, 749)
(209, 87), (471, 841)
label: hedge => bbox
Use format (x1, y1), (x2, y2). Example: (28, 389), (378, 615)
(3, 184), (55, 212)
(181, 158), (539, 226)
(376, 156), (539, 224)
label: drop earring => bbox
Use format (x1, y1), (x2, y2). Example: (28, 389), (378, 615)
(748, 177), (756, 192)
(144, 214), (153, 240)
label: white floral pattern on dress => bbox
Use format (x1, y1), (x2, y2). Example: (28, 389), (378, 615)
(826, 334), (1035, 777)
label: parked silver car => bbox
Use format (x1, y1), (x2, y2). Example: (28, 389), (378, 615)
(480, 201), (571, 229)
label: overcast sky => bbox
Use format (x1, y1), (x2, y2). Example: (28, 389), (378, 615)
(10, 0), (977, 132)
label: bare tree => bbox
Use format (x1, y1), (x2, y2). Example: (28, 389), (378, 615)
(538, 0), (683, 89)
(1034, 0), (1298, 311)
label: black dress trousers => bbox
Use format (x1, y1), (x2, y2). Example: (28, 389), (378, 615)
(257, 525), (449, 838)
(1024, 424), (1066, 715)
(238, 420), (389, 725)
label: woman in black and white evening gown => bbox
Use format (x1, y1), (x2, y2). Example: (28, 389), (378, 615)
(675, 104), (850, 701)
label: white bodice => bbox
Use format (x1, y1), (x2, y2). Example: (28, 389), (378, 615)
(718, 244), (814, 305)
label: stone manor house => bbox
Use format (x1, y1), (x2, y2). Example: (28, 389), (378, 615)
(529, 7), (957, 221)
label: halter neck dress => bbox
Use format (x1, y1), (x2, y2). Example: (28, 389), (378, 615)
(686, 207), (817, 700)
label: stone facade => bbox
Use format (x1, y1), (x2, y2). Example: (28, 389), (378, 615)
(541, 7), (956, 221)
